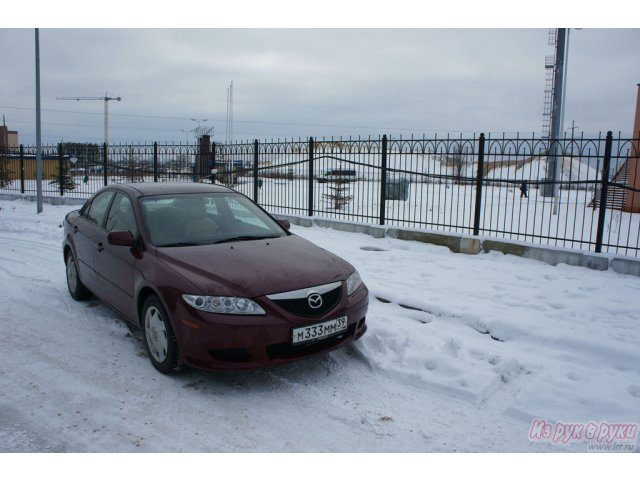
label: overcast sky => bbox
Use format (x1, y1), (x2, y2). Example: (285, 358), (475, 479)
(1, 26), (639, 145)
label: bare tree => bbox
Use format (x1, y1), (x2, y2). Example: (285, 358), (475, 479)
(449, 144), (470, 184)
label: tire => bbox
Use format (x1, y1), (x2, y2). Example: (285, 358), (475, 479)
(142, 295), (182, 374)
(65, 250), (92, 301)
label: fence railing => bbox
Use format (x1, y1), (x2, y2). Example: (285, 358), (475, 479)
(1, 132), (639, 256)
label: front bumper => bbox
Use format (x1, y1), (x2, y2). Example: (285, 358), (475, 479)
(171, 286), (369, 370)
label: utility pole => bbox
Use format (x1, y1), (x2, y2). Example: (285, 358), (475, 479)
(566, 120), (580, 164)
(568, 120), (579, 139)
(56, 93), (121, 146)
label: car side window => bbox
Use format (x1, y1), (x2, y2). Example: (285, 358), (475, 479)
(105, 193), (139, 236)
(83, 191), (115, 228)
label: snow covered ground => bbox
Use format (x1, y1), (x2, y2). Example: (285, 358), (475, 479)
(0, 198), (639, 455)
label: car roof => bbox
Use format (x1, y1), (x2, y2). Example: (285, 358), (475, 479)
(103, 182), (235, 198)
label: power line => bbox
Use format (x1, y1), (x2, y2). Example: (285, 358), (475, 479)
(3, 104), (515, 139)
(2, 103), (439, 133)
(0, 105), (198, 121)
(0, 104), (447, 132)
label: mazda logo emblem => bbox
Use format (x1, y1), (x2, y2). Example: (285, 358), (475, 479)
(307, 293), (323, 309)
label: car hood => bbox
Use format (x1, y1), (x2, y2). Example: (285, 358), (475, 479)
(155, 234), (353, 298)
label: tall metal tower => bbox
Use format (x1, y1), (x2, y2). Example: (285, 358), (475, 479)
(541, 29), (557, 139)
(541, 28), (569, 199)
(542, 29), (569, 139)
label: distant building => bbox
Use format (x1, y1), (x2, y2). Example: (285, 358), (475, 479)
(0, 116), (19, 148)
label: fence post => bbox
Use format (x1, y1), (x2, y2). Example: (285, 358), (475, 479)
(379, 134), (388, 225)
(253, 140), (259, 202)
(153, 142), (158, 182)
(473, 133), (486, 236)
(102, 142), (108, 187)
(308, 137), (315, 217)
(595, 131), (613, 253)
(19, 144), (25, 194)
(58, 143), (64, 196)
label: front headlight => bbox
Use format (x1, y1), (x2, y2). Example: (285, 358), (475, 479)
(182, 294), (266, 315)
(346, 270), (363, 296)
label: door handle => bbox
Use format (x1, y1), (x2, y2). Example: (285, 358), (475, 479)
(73, 225), (79, 233)
(95, 242), (104, 252)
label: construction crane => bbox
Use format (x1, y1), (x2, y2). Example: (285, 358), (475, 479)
(56, 93), (121, 146)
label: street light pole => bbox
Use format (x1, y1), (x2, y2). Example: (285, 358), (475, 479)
(35, 28), (43, 214)
(190, 118), (208, 139)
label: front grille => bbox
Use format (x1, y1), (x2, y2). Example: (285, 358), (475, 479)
(270, 285), (341, 317)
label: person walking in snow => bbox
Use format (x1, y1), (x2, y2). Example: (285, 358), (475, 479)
(519, 181), (528, 198)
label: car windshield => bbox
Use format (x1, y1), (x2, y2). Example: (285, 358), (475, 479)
(140, 192), (287, 247)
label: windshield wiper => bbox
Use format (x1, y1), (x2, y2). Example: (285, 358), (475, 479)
(214, 235), (280, 245)
(158, 242), (202, 247)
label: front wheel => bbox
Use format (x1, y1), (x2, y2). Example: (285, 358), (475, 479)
(65, 250), (92, 301)
(142, 295), (182, 374)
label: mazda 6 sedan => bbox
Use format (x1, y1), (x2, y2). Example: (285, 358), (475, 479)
(62, 183), (368, 373)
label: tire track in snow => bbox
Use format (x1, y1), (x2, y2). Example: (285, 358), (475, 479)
(0, 235), (64, 279)
(0, 233), (62, 251)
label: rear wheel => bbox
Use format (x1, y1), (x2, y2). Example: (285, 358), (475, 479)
(142, 295), (182, 374)
(65, 251), (92, 301)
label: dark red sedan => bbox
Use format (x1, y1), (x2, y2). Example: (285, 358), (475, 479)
(62, 183), (368, 373)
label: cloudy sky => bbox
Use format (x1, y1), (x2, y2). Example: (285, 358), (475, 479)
(2, 6), (639, 145)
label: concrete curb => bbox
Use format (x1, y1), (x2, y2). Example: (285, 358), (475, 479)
(272, 213), (640, 278)
(0, 192), (86, 206)
(387, 228), (482, 255)
(610, 258), (640, 276)
(484, 239), (610, 272)
(315, 218), (386, 239)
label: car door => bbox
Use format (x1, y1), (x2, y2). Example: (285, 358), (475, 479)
(73, 190), (115, 292)
(94, 192), (139, 320)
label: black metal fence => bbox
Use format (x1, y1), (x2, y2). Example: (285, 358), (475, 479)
(1, 132), (639, 256)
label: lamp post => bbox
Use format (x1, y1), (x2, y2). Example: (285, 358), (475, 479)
(190, 118), (208, 139)
(35, 28), (43, 214)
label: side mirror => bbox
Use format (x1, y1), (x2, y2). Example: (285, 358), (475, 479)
(276, 218), (291, 231)
(107, 230), (135, 247)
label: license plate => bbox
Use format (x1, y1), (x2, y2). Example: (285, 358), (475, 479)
(292, 316), (348, 345)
